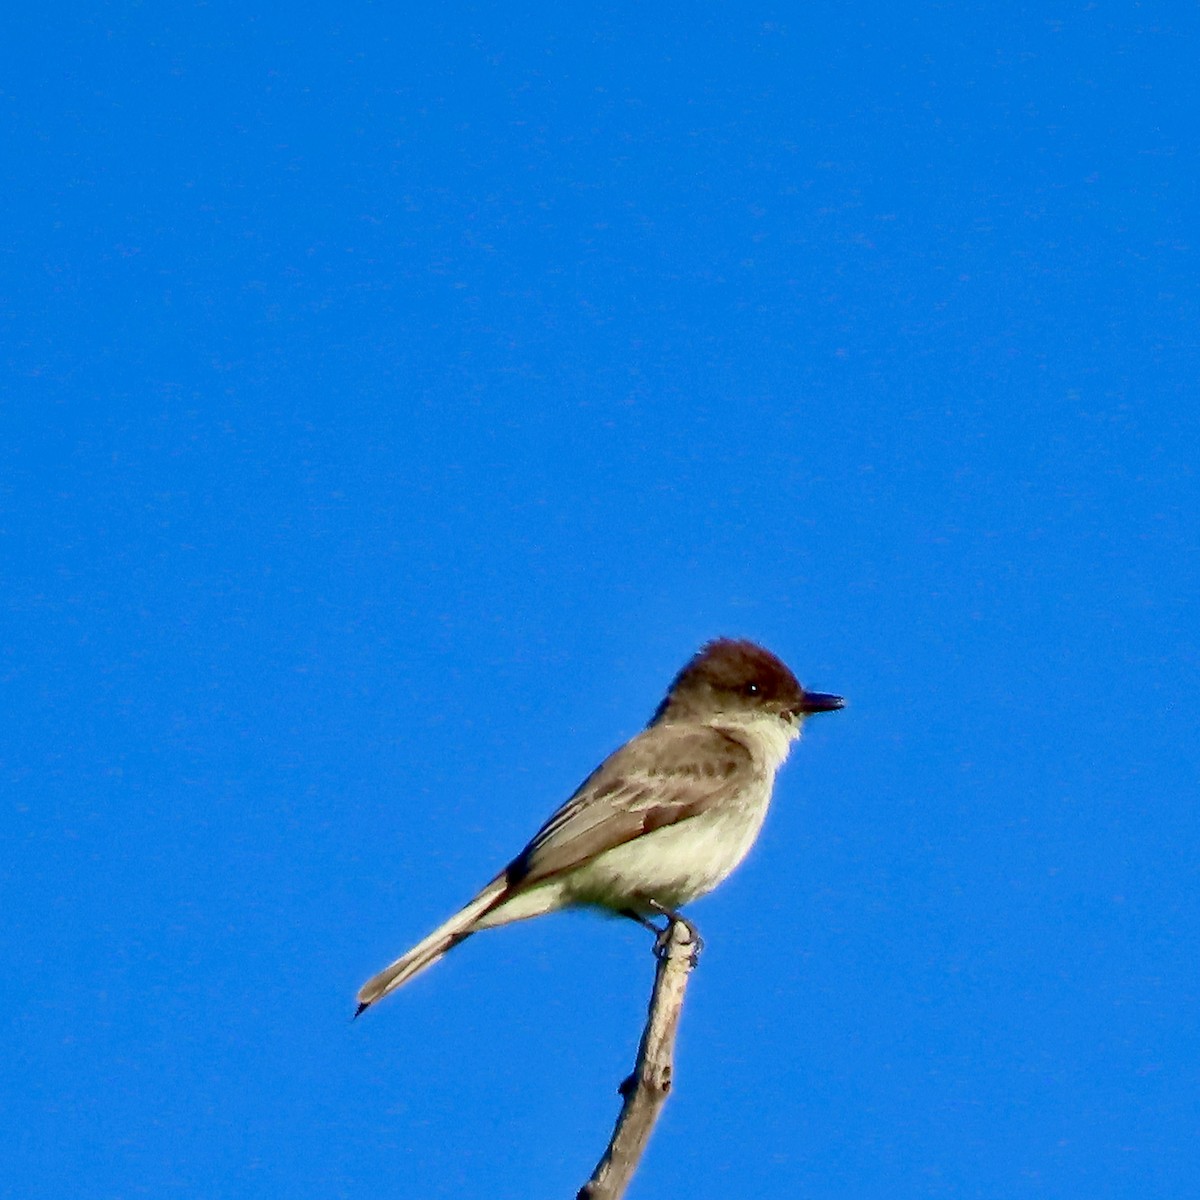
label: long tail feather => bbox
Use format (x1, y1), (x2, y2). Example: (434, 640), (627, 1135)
(355, 876), (508, 1016)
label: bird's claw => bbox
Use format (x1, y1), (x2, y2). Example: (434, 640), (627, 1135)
(647, 901), (703, 965)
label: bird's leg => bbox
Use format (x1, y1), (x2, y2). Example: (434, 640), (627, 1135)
(620, 908), (666, 936)
(646, 899), (704, 964)
(620, 906), (677, 958)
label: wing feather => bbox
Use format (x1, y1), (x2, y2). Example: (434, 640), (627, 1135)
(506, 724), (754, 888)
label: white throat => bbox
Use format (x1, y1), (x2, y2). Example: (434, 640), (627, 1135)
(712, 711), (799, 772)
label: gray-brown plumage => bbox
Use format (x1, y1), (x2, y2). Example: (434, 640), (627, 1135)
(355, 638), (842, 1015)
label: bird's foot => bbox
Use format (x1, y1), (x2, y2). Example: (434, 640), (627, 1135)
(620, 903), (704, 965)
(647, 900), (703, 965)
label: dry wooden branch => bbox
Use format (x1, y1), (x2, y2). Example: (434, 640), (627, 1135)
(577, 918), (699, 1200)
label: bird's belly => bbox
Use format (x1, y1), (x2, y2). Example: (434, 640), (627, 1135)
(563, 795), (770, 912)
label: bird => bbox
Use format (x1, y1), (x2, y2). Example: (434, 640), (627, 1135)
(355, 638), (843, 1016)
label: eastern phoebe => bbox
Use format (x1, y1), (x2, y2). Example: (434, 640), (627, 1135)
(356, 638), (843, 1015)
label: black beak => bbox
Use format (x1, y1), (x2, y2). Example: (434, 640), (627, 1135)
(798, 691), (845, 714)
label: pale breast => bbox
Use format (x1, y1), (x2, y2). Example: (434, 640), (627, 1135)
(561, 775), (775, 912)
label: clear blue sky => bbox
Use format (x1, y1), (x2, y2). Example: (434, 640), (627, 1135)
(4, 4), (1198, 1198)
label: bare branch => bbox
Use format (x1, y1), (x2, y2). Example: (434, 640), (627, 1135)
(577, 919), (699, 1200)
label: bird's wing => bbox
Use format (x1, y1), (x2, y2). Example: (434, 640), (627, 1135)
(506, 723), (755, 888)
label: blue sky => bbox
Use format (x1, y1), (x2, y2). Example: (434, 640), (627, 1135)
(3, 3), (1198, 1198)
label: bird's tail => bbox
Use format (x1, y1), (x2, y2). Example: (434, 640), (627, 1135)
(355, 875), (509, 1016)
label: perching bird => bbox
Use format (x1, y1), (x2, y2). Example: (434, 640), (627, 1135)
(356, 638), (843, 1015)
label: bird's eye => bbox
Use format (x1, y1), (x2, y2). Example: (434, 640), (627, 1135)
(743, 682), (760, 696)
